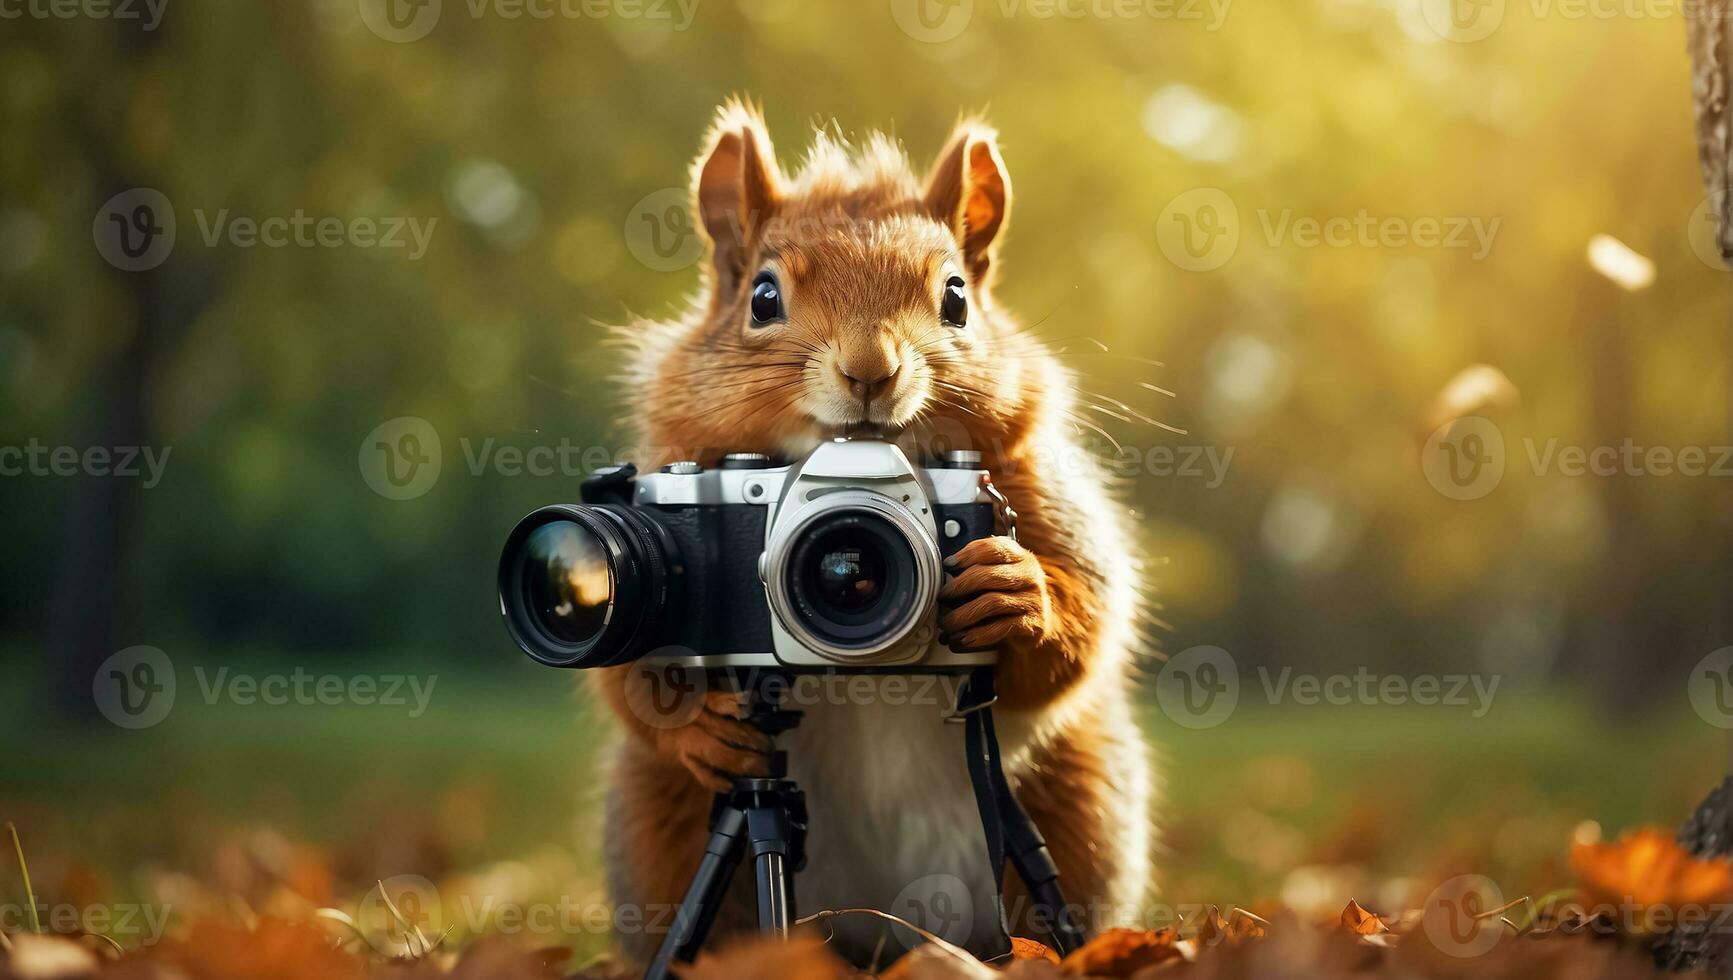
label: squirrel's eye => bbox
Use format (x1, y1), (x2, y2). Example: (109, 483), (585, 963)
(941, 276), (968, 327)
(750, 272), (784, 326)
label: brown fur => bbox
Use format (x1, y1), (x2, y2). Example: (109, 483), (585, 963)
(595, 98), (1153, 965)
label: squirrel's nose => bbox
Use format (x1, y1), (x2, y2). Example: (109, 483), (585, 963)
(841, 361), (901, 405)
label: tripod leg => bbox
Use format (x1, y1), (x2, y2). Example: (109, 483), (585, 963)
(744, 803), (796, 936)
(644, 805), (749, 980)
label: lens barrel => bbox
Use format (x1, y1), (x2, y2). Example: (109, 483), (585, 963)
(498, 504), (678, 668)
(765, 492), (940, 661)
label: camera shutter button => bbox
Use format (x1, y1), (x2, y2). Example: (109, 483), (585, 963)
(662, 461), (703, 474)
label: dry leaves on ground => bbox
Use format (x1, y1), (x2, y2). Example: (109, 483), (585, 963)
(1, 820), (1729, 979)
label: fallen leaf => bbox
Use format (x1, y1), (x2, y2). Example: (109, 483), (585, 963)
(877, 943), (993, 980)
(3, 935), (100, 980)
(679, 934), (853, 980)
(1572, 826), (1733, 932)
(1339, 900), (1389, 937)
(121, 917), (367, 980)
(1006, 938), (1057, 965)
(1056, 928), (1181, 978)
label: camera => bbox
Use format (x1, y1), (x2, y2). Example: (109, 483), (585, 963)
(498, 439), (1009, 671)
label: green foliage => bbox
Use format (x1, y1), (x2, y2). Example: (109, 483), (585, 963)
(0, 1), (1724, 696)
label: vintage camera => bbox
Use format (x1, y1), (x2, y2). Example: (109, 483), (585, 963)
(498, 439), (1008, 671)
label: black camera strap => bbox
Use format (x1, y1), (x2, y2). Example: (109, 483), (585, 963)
(954, 665), (1089, 959)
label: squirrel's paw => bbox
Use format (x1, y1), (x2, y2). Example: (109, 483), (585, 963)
(936, 535), (1052, 653)
(658, 690), (773, 791)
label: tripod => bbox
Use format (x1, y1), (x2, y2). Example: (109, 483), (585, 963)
(644, 677), (808, 980)
(642, 669), (1085, 980)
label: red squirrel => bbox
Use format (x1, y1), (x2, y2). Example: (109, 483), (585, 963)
(594, 99), (1152, 965)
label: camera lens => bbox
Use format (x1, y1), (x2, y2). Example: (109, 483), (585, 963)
(518, 520), (613, 646)
(780, 506), (932, 654)
(498, 505), (678, 668)
(801, 525), (891, 620)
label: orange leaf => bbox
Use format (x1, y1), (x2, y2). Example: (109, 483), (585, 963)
(1572, 827), (1733, 921)
(1057, 928), (1181, 978)
(1007, 937), (1058, 964)
(126, 916), (367, 980)
(680, 934), (853, 980)
(1339, 900), (1389, 937)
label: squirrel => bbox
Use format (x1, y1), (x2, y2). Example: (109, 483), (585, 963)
(593, 99), (1153, 967)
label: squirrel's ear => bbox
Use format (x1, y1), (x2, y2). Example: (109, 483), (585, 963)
(692, 99), (782, 294)
(923, 120), (1011, 278)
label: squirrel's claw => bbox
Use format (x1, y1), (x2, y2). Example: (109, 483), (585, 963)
(937, 535), (1052, 652)
(661, 692), (774, 791)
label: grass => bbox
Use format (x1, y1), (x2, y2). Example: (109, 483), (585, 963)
(1150, 690), (1726, 910)
(0, 653), (1725, 948)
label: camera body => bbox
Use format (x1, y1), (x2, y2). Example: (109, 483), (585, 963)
(499, 439), (1005, 672)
